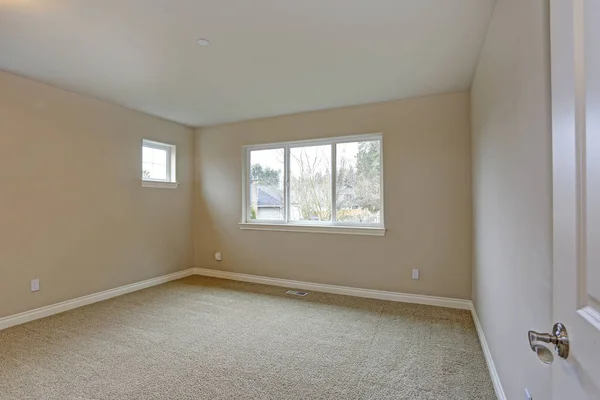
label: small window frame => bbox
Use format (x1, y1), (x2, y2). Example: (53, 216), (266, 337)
(240, 133), (385, 236)
(142, 139), (178, 189)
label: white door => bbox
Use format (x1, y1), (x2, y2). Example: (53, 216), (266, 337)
(550, 0), (600, 399)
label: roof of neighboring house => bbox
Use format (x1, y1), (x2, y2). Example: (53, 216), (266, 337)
(256, 185), (282, 207)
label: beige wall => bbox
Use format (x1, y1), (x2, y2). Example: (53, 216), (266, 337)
(471, 0), (552, 399)
(0, 71), (194, 318)
(194, 92), (473, 299)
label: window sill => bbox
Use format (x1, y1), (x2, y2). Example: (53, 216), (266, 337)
(142, 180), (179, 189)
(238, 222), (386, 236)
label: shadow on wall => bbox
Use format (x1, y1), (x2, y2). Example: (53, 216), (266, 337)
(193, 180), (224, 267)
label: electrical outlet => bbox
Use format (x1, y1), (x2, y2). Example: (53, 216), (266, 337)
(31, 279), (40, 292)
(412, 269), (420, 280)
(524, 389), (533, 400)
(215, 252), (222, 261)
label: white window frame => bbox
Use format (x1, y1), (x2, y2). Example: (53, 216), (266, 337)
(142, 139), (178, 189)
(240, 133), (385, 236)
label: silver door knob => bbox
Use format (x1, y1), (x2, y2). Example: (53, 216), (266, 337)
(528, 323), (569, 364)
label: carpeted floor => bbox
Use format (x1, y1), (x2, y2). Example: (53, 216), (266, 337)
(0, 276), (496, 400)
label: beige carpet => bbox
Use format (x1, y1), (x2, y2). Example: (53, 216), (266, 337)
(0, 276), (495, 400)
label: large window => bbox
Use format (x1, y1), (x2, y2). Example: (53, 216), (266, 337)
(142, 139), (178, 188)
(242, 134), (384, 235)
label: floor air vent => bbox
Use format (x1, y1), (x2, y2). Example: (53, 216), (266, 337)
(286, 290), (308, 296)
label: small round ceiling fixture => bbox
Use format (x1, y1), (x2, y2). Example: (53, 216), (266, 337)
(197, 38), (210, 47)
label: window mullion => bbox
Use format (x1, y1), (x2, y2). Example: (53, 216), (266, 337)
(285, 145), (290, 223)
(165, 148), (172, 182)
(331, 142), (337, 223)
(246, 148), (251, 222)
(378, 138), (384, 226)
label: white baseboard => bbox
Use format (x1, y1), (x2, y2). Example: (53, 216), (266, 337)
(470, 305), (506, 400)
(194, 267), (472, 310)
(0, 268), (195, 331)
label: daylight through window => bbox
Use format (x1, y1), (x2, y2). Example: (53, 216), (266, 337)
(142, 139), (176, 185)
(244, 134), (383, 228)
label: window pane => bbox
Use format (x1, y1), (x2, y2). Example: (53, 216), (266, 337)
(250, 148), (285, 220)
(142, 159), (168, 180)
(142, 162), (153, 179)
(290, 145), (332, 222)
(142, 147), (153, 163)
(151, 148), (167, 165)
(151, 164), (167, 180)
(336, 140), (381, 223)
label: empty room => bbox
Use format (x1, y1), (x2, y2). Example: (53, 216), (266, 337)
(1, 0), (599, 399)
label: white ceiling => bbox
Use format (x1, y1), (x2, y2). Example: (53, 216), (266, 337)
(0, 0), (496, 127)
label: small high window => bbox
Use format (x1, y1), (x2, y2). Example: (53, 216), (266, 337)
(142, 139), (177, 188)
